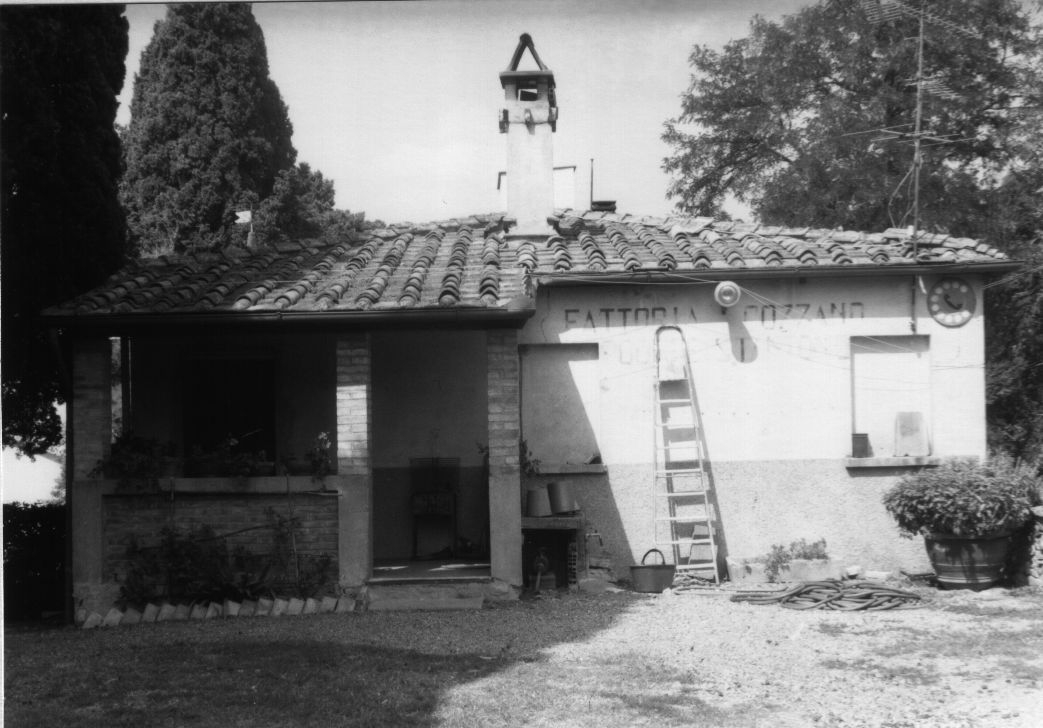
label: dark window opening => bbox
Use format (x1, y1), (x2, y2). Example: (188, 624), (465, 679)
(183, 357), (276, 460)
(518, 86), (539, 102)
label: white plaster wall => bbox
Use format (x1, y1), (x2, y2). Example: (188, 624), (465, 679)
(518, 274), (987, 572)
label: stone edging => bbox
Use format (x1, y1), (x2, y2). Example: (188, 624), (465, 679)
(75, 595), (356, 629)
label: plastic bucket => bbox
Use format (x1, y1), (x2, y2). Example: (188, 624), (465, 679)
(525, 489), (553, 517)
(630, 549), (676, 593)
(548, 481), (579, 514)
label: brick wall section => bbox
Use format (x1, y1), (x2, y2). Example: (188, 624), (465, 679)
(104, 494), (339, 586)
(336, 334), (373, 585)
(487, 330), (522, 585)
(71, 338), (112, 480)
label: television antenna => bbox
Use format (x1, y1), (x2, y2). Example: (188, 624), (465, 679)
(858, 0), (980, 249)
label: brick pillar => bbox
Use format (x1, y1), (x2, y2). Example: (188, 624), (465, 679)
(71, 337), (112, 480)
(70, 337), (112, 609)
(487, 330), (522, 586)
(336, 334), (373, 587)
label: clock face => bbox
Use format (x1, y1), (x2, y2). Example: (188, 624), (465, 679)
(928, 278), (976, 327)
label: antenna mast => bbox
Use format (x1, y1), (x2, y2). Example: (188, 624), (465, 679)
(912, 3), (924, 251)
(859, 0), (978, 253)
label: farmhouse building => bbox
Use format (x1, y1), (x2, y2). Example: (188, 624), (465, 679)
(45, 35), (1016, 613)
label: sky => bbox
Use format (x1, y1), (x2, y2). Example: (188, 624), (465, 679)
(119, 0), (812, 223)
(3, 0), (817, 504)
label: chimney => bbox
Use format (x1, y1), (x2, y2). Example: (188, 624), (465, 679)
(499, 34), (557, 237)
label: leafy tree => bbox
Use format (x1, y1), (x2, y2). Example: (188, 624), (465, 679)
(120, 3), (296, 255)
(255, 163), (366, 246)
(986, 240), (1043, 467)
(662, 0), (1041, 238)
(1, 5), (129, 457)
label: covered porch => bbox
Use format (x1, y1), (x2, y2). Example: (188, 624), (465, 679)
(65, 325), (525, 614)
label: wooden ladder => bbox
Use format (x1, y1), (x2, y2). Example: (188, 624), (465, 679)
(652, 326), (720, 583)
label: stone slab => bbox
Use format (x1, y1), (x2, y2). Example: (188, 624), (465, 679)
(367, 596), (484, 612)
(141, 603), (160, 623)
(102, 608), (123, 627)
(122, 607), (142, 626)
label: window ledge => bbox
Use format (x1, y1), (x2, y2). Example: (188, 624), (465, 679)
(536, 463), (607, 475)
(844, 456), (941, 469)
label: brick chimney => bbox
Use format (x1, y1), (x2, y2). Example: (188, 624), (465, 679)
(499, 34), (557, 237)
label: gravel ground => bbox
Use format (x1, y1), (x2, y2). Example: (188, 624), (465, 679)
(370, 582), (1041, 728)
(494, 585), (1043, 728)
(6, 582), (1042, 727)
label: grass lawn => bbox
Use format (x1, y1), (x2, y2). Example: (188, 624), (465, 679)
(4, 594), (641, 728)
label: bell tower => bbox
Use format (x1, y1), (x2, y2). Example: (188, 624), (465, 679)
(499, 34), (557, 236)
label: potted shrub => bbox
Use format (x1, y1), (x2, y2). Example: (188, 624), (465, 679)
(882, 455), (1041, 590)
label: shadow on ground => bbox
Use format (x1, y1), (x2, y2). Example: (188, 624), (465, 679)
(3, 593), (654, 728)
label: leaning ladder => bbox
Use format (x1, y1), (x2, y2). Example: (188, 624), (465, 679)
(652, 325), (720, 583)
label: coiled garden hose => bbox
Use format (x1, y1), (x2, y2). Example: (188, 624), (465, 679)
(730, 580), (923, 611)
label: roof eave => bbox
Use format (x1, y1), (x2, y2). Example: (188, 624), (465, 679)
(42, 306), (536, 335)
(534, 260), (1021, 286)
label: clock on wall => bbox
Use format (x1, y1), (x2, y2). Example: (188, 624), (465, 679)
(928, 277), (976, 327)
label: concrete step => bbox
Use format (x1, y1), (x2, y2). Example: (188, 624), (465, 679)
(364, 583), (488, 612)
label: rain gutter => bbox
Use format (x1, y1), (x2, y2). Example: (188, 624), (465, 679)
(42, 306), (536, 336)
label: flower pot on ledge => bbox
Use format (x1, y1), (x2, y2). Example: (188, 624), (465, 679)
(725, 557), (835, 584)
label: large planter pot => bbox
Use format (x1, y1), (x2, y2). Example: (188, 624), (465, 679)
(925, 532), (1012, 591)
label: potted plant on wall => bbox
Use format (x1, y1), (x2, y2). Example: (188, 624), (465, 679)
(882, 455), (1041, 590)
(90, 433), (179, 492)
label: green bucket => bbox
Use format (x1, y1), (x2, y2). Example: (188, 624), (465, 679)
(630, 549), (676, 593)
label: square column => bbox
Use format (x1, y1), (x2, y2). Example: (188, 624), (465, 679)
(487, 330), (523, 586)
(336, 334), (373, 587)
(70, 337), (113, 610)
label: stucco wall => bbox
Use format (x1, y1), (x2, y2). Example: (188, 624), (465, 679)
(517, 274), (987, 574)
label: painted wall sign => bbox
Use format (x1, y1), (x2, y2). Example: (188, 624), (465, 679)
(563, 306), (698, 329)
(563, 302), (865, 330)
(743, 302), (864, 327)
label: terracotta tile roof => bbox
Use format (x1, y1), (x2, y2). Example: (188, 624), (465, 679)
(44, 209), (1012, 324)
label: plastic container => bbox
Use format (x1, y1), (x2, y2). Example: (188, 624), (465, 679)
(630, 549), (676, 593)
(525, 489), (553, 517)
(548, 481), (579, 514)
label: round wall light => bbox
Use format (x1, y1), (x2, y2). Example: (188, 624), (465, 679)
(714, 281), (742, 308)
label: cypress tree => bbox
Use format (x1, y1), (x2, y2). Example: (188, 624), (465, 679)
(120, 3), (296, 255)
(1, 4), (129, 457)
